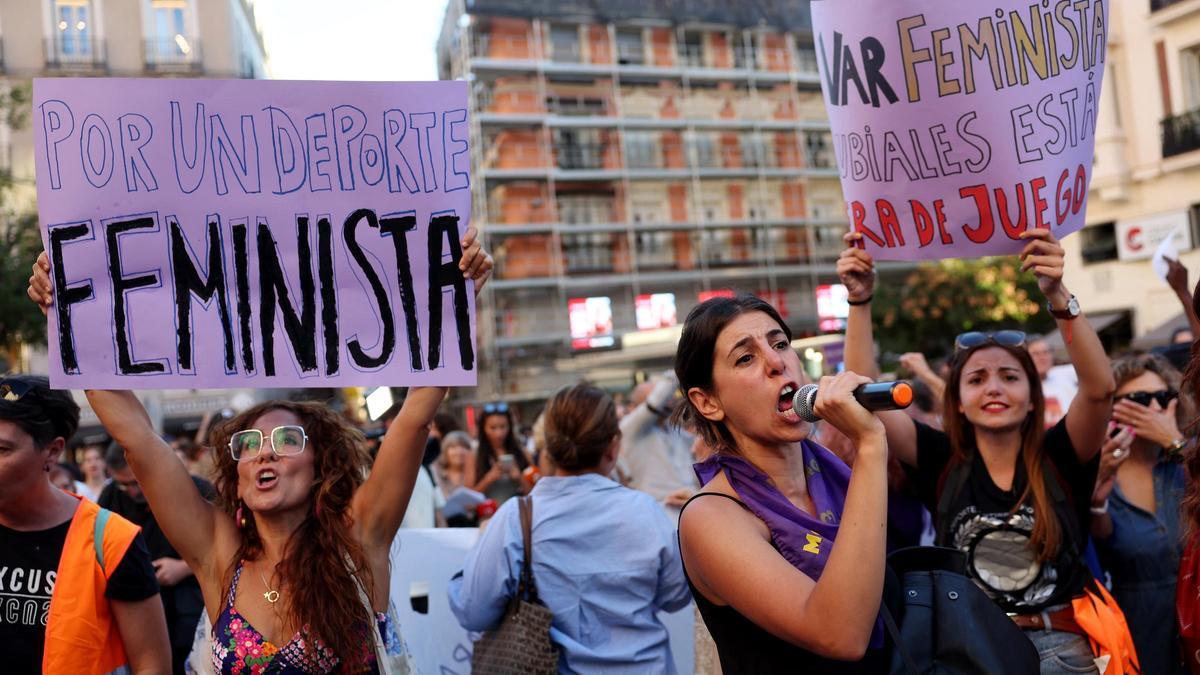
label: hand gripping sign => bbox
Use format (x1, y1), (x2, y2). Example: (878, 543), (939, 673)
(34, 78), (476, 388)
(811, 0), (1108, 261)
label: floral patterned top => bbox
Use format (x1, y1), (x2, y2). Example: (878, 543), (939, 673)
(211, 561), (385, 674)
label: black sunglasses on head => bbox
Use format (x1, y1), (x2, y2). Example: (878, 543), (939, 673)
(1116, 389), (1178, 408)
(483, 402), (509, 414)
(954, 330), (1027, 354)
(0, 377), (44, 402)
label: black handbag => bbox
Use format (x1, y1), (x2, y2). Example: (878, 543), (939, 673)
(881, 546), (1040, 675)
(471, 496), (560, 675)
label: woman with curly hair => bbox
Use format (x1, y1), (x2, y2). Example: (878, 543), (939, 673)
(1091, 354), (1191, 675)
(26, 231), (493, 674)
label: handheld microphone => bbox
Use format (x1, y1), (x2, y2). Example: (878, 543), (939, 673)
(792, 381), (914, 423)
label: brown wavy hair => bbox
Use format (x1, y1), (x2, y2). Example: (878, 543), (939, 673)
(943, 343), (1060, 562)
(1183, 313), (1200, 540)
(210, 401), (375, 669)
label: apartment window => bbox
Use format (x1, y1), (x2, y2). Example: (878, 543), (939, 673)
(558, 194), (614, 224)
(555, 129), (603, 170)
(740, 133), (767, 168)
(550, 24), (580, 63)
(616, 28), (644, 65)
(563, 233), (614, 273)
(732, 32), (755, 69)
(702, 229), (733, 265)
(148, 0), (196, 64)
(805, 131), (835, 169)
(689, 132), (718, 168)
(1079, 222), (1118, 264)
(625, 130), (662, 169)
(631, 199), (663, 225)
(53, 0), (93, 57)
(699, 197), (723, 223)
(636, 231), (673, 268)
(680, 30), (704, 68)
(1183, 46), (1200, 112)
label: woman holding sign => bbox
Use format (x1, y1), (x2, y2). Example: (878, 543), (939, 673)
(27, 229), (493, 675)
(837, 229), (1136, 674)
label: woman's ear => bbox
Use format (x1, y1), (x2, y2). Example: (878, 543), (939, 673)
(687, 387), (725, 423)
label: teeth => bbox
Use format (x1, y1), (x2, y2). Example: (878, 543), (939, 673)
(781, 385), (795, 397)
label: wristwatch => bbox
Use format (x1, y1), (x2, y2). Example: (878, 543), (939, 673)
(1167, 438), (1188, 454)
(1047, 295), (1081, 320)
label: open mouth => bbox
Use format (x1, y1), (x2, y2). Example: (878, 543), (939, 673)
(778, 384), (797, 413)
(255, 469), (278, 489)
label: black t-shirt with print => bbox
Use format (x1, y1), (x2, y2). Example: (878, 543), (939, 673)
(0, 517), (159, 675)
(910, 419), (1100, 613)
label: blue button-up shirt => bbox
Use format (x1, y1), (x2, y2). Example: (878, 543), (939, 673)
(448, 473), (692, 673)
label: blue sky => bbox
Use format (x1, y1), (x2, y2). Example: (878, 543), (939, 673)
(253, 0), (449, 81)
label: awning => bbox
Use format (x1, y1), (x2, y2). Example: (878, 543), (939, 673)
(1132, 312), (1190, 350)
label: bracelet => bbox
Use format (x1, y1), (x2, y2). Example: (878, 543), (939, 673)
(1167, 437), (1188, 454)
(1089, 499), (1109, 516)
(847, 295), (873, 306)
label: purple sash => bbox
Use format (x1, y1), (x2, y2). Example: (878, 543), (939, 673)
(694, 439), (884, 648)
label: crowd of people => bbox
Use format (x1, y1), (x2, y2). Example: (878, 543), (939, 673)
(4, 225), (1200, 674)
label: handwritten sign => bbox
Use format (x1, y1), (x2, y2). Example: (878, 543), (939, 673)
(811, 0), (1108, 261)
(33, 78), (475, 389)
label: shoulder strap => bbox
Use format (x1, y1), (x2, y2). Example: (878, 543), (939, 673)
(93, 507), (112, 573)
(678, 491), (752, 518)
(880, 604), (919, 675)
(518, 496), (538, 603)
(935, 459), (969, 545)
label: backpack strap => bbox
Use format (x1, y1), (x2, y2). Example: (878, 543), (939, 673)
(934, 459), (969, 546)
(93, 507), (112, 574)
(880, 603), (919, 675)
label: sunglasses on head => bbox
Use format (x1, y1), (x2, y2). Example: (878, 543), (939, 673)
(0, 378), (43, 402)
(483, 402), (509, 414)
(954, 330), (1027, 354)
(1116, 389), (1178, 408)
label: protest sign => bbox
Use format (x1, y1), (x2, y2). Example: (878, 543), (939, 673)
(811, 0), (1108, 261)
(33, 78), (475, 388)
(388, 529), (695, 674)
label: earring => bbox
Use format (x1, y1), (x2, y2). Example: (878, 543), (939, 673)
(236, 504), (246, 528)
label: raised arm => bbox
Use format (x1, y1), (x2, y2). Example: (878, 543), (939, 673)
(837, 232), (919, 466)
(352, 224), (492, 549)
(86, 390), (229, 573)
(1166, 257), (1200, 339)
(29, 251), (229, 575)
(680, 373), (889, 659)
(1020, 229), (1115, 461)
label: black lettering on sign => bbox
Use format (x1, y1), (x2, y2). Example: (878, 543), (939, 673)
(232, 221), (255, 374)
(317, 216), (340, 376)
(170, 216), (235, 373)
(426, 214), (474, 371)
(257, 218), (318, 377)
(48, 223), (94, 374)
(105, 216), (167, 375)
(379, 213), (423, 371)
(344, 209), (396, 370)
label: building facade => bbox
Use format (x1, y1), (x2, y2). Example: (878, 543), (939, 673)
(1, 0), (267, 432)
(438, 0), (862, 406)
(1068, 0), (1200, 347)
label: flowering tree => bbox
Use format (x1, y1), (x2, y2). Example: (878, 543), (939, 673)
(873, 257), (1055, 359)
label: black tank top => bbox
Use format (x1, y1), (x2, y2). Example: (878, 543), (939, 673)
(680, 492), (896, 674)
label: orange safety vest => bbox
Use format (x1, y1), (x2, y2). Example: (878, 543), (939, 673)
(42, 495), (142, 675)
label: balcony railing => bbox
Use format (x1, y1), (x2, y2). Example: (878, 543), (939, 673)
(546, 95), (609, 116)
(144, 37), (202, 72)
(557, 143), (607, 170)
(1162, 108), (1200, 158)
(44, 36), (106, 70)
(678, 44), (705, 68)
(616, 41), (645, 65)
(1151, 0), (1190, 11)
(472, 33), (537, 61)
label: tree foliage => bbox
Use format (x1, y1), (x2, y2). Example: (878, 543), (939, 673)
(872, 256), (1056, 359)
(0, 83), (45, 366)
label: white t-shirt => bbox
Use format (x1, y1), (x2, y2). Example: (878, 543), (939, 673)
(1041, 365), (1078, 427)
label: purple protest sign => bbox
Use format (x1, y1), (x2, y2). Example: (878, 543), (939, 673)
(811, 1), (1108, 261)
(33, 78), (476, 389)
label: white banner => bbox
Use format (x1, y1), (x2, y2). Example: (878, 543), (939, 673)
(388, 529), (696, 674)
(1116, 210), (1192, 261)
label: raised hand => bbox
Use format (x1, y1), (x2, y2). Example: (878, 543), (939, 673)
(836, 231), (876, 303)
(1112, 395), (1182, 449)
(458, 224), (493, 298)
(1018, 229), (1067, 304)
(1092, 425), (1133, 508)
(27, 251), (53, 316)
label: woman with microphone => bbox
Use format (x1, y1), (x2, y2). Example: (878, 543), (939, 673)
(675, 294), (895, 672)
(837, 229), (1128, 674)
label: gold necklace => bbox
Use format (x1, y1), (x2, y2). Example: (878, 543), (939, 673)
(259, 567), (280, 604)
